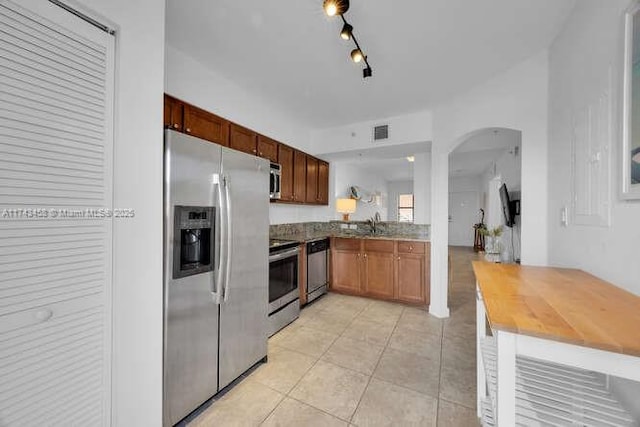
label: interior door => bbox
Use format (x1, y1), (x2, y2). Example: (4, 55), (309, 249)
(448, 191), (480, 247)
(0, 1), (115, 424)
(218, 148), (269, 389)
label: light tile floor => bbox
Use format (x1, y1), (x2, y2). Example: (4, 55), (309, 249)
(189, 247), (481, 426)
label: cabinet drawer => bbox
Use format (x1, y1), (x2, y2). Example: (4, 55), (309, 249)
(333, 238), (360, 251)
(398, 241), (426, 254)
(363, 239), (394, 253)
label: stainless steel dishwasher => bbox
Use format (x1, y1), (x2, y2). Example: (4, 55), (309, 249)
(306, 238), (329, 303)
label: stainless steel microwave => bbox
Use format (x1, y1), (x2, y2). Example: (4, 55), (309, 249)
(270, 163), (281, 200)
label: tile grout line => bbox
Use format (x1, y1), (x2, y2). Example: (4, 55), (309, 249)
(348, 304), (405, 425)
(259, 297), (373, 425)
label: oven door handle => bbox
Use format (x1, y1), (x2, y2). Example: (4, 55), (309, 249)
(269, 248), (299, 263)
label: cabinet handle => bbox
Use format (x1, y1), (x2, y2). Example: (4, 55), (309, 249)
(253, 149), (257, 153)
(364, 254), (367, 258)
(173, 123), (179, 129)
(398, 256), (400, 261)
(409, 246), (413, 251)
(259, 152), (263, 156)
(186, 128), (192, 133)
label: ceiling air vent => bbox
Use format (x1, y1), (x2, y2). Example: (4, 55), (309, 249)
(373, 124), (389, 142)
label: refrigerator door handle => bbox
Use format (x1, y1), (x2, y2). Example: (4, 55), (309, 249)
(212, 173), (224, 305)
(223, 175), (232, 302)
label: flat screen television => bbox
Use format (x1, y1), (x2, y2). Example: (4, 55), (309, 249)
(499, 183), (519, 228)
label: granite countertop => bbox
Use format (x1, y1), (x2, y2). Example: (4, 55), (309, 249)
(272, 231), (430, 243)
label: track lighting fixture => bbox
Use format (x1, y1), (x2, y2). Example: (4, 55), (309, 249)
(323, 3), (373, 79)
(340, 23), (353, 40)
(323, 0), (349, 17)
(350, 48), (363, 63)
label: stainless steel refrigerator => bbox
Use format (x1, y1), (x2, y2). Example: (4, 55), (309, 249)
(163, 130), (269, 426)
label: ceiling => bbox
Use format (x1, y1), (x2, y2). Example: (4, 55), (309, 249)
(322, 141), (429, 181)
(166, 0), (576, 129)
(449, 128), (521, 177)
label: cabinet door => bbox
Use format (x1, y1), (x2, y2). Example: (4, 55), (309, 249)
(257, 135), (278, 163)
(331, 249), (362, 294)
(363, 249), (395, 299)
(164, 95), (184, 131)
(184, 104), (229, 146)
(305, 156), (319, 204)
(397, 253), (426, 304)
(293, 150), (307, 202)
(229, 123), (257, 155)
(278, 144), (294, 201)
(317, 160), (329, 205)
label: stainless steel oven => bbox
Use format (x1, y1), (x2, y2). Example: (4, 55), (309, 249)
(268, 240), (299, 336)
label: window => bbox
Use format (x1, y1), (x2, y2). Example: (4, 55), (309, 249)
(398, 194), (414, 223)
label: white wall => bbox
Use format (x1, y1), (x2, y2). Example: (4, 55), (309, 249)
(387, 180), (413, 221)
(311, 110), (433, 154)
(548, 0), (640, 294)
(165, 45), (333, 224)
(548, 0), (640, 416)
(429, 52), (550, 317)
(450, 175), (482, 193)
(76, 0), (165, 425)
(413, 152), (432, 224)
(333, 162), (389, 221)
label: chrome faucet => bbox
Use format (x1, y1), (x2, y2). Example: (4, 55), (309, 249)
(367, 212), (382, 235)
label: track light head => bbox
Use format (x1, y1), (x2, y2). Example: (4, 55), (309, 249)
(363, 66), (373, 78)
(323, 0), (349, 17)
(340, 23), (353, 40)
(351, 49), (363, 63)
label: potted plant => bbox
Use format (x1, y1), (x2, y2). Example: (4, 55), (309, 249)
(480, 226), (503, 263)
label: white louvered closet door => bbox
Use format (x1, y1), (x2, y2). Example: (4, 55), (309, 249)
(0, 0), (114, 425)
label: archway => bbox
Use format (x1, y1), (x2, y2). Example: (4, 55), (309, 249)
(446, 128), (523, 313)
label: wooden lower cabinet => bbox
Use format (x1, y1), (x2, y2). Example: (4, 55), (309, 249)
(363, 252), (395, 299)
(331, 249), (361, 294)
(397, 253), (426, 304)
(330, 238), (429, 305)
(362, 240), (395, 299)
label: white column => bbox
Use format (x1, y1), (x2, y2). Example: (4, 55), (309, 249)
(413, 152), (431, 224)
(429, 145), (450, 318)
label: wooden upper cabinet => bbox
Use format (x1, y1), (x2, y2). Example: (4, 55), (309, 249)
(257, 135), (279, 163)
(163, 95), (328, 206)
(278, 144), (294, 201)
(317, 160), (329, 205)
(164, 95), (184, 132)
(293, 150), (306, 203)
(229, 123), (257, 155)
(305, 156), (319, 204)
(183, 104), (229, 146)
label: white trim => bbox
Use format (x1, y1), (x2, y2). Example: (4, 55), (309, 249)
(622, 1), (640, 199)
